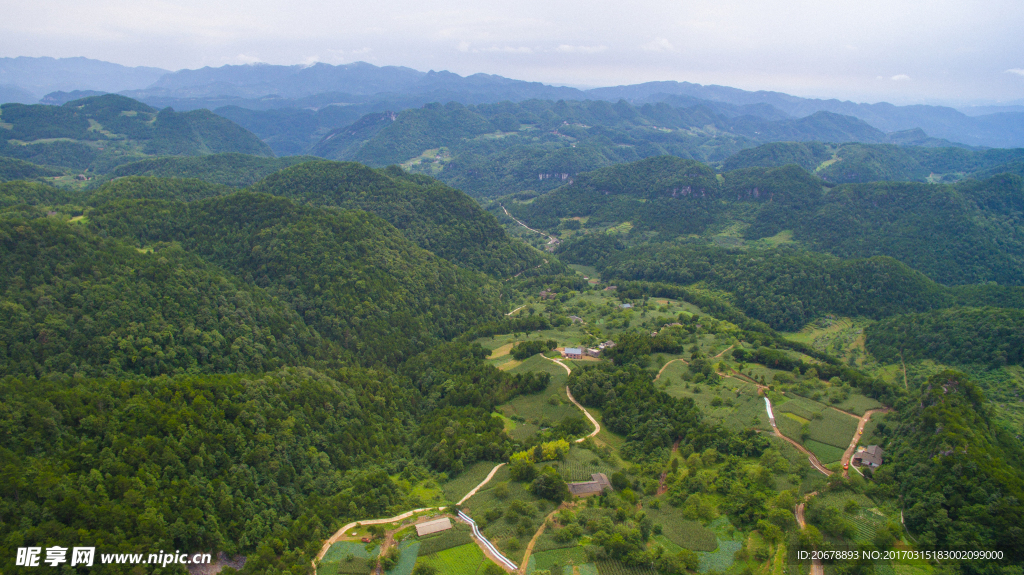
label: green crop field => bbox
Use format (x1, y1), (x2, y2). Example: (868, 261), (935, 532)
(319, 541), (379, 575)
(556, 445), (619, 481)
(386, 541), (421, 575)
(532, 547), (589, 571)
(500, 358), (578, 427)
(804, 439), (845, 464)
(697, 539), (742, 573)
(783, 412), (809, 424)
(807, 409), (858, 448)
(442, 461), (500, 502)
(417, 524), (474, 556)
(644, 505), (718, 551)
(595, 560), (658, 575)
(833, 394), (884, 415)
(415, 543), (489, 575)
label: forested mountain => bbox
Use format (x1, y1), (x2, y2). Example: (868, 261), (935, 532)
(248, 160), (547, 277)
(99, 153), (316, 187)
(0, 216), (329, 377)
(865, 307), (1024, 367)
(506, 157), (1024, 286)
(86, 191), (504, 367)
(883, 371), (1024, 557)
(722, 141), (1024, 184)
(0, 94), (272, 172)
(301, 99), (932, 198)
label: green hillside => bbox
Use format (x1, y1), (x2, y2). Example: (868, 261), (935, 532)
(87, 191), (504, 367)
(506, 156), (1024, 286)
(0, 216), (329, 377)
(0, 156), (63, 182)
(249, 160), (547, 277)
(722, 141), (1024, 184)
(309, 100), (905, 198)
(0, 94), (273, 173)
(101, 152), (316, 187)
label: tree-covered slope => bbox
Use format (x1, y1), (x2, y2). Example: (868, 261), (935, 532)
(722, 141), (1024, 184)
(511, 156), (1024, 286)
(0, 156), (62, 182)
(882, 370), (1024, 561)
(101, 153), (315, 187)
(0, 367), (417, 571)
(307, 99), (923, 199)
(248, 160), (546, 277)
(88, 191), (504, 367)
(0, 217), (328, 378)
(86, 176), (232, 205)
(865, 307), (1024, 367)
(559, 241), (950, 331)
(0, 94), (273, 172)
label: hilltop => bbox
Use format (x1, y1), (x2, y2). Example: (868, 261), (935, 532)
(0, 93), (272, 174)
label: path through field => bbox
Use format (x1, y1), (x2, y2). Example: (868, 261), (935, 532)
(500, 204), (560, 249)
(518, 507), (563, 574)
(458, 463), (505, 504)
(840, 408), (891, 478)
(794, 493), (824, 575)
(763, 397), (833, 477)
(565, 386), (601, 442)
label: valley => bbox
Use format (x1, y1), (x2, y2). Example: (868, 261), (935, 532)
(1, 88), (1023, 575)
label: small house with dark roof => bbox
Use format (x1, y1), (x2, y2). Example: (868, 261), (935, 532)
(568, 473), (612, 497)
(852, 445), (884, 468)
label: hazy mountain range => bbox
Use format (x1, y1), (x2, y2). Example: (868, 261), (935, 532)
(4, 56), (1024, 148)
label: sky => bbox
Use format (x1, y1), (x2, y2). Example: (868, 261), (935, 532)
(3, 0), (1024, 105)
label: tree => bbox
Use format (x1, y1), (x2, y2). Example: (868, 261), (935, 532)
(531, 467), (570, 502)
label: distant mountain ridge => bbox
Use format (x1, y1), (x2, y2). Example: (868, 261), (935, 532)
(2, 57), (1024, 149)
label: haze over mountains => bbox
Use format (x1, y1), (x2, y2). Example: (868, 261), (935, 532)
(4, 56), (1024, 150)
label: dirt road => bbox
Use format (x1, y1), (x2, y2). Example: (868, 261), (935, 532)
(764, 397), (832, 477)
(543, 355), (572, 375)
(795, 492), (824, 575)
(458, 463), (505, 504)
(565, 386), (601, 442)
(840, 408), (890, 478)
(500, 204), (560, 249)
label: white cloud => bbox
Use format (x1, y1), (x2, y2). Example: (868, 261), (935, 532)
(555, 44), (607, 54)
(641, 37), (676, 52)
(457, 41), (471, 53)
(891, 74), (911, 81)
(1007, 68), (1024, 77)
(478, 46), (533, 54)
(234, 53), (262, 64)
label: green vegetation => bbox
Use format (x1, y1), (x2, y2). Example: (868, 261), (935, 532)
(101, 153), (317, 187)
(866, 307), (1024, 367)
(0, 95), (273, 174)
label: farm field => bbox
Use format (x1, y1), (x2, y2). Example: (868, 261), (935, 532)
(442, 461), (500, 502)
(415, 543), (489, 575)
(804, 439), (845, 464)
(417, 524), (474, 555)
(319, 541), (379, 575)
(643, 506), (717, 551)
(385, 540), (420, 575)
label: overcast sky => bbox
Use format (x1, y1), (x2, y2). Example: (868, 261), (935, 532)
(3, 0), (1024, 105)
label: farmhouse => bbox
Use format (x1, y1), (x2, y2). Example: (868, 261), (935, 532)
(540, 290), (557, 300)
(415, 517), (453, 537)
(568, 315), (584, 323)
(852, 445), (884, 468)
(586, 348), (601, 358)
(620, 303), (633, 309)
(567, 473), (612, 497)
(562, 347), (583, 360)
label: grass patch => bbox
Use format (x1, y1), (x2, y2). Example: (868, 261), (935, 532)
(532, 547), (589, 570)
(833, 394), (884, 415)
(783, 412), (809, 425)
(594, 559), (657, 575)
(807, 408), (858, 449)
(804, 439), (845, 464)
(442, 461), (501, 502)
(644, 505), (717, 551)
(386, 540), (420, 575)
(415, 543), (489, 575)
(417, 523), (474, 556)
(319, 541), (379, 575)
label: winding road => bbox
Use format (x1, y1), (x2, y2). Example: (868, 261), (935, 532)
(542, 355), (601, 442)
(840, 408), (890, 478)
(500, 204), (560, 249)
